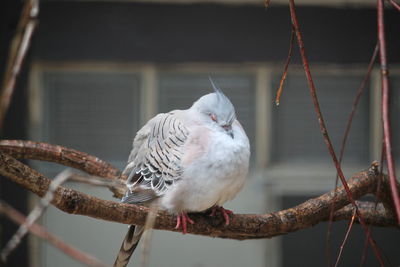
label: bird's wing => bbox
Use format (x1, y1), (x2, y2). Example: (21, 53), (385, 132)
(121, 111), (189, 204)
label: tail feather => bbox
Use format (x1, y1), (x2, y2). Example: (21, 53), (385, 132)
(113, 225), (143, 267)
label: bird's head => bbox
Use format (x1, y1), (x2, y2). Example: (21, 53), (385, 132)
(191, 78), (236, 138)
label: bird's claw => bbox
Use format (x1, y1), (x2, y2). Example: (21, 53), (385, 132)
(175, 212), (194, 234)
(209, 206), (233, 225)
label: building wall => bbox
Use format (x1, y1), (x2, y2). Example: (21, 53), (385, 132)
(2, 1), (400, 267)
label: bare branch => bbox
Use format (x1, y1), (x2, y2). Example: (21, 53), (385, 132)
(377, 0), (400, 224)
(334, 209), (356, 267)
(1, 170), (72, 261)
(275, 26), (295, 106)
(0, 151), (397, 241)
(68, 173), (125, 194)
(326, 43), (379, 267)
(387, 0), (400, 11)
(289, 0), (384, 263)
(0, 201), (109, 267)
(0, 0), (39, 130)
(0, 140), (124, 197)
(0, 140), (121, 179)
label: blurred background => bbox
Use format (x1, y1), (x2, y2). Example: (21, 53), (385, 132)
(1, 0), (400, 266)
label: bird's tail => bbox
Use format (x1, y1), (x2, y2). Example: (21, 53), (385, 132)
(113, 225), (143, 267)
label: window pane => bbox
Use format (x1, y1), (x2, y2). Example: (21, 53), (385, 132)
(271, 73), (370, 164)
(43, 71), (140, 163)
(158, 73), (256, 162)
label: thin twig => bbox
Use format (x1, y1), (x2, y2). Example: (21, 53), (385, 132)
(387, 0), (400, 11)
(334, 210), (357, 267)
(0, 0), (39, 130)
(1, 169), (72, 261)
(0, 201), (108, 267)
(275, 26), (295, 106)
(288, 0), (384, 264)
(377, 0), (400, 224)
(140, 203), (159, 267)
(68, 173), (125, 191)
(326, 43), (379, 267)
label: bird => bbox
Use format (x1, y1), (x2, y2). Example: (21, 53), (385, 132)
(113, 78), (250, 267)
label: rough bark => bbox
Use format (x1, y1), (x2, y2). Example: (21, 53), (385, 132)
(0, 141), (398, 240)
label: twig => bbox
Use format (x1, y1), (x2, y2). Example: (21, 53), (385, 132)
(377, 0), (400, 224)
(326, 43), (379, 266)
(0, 201), (109, 267)
(387, 0), (400, 11)
(1, 169), (72, 261)
(334, 210), (357, 267)
(0, 151), (397, 240)
(288, 1), (384, 264)
(275, 26), (295, 106)
(0, 0), (39, 130)
(140, 203), (159, 267)
(68, 173), (125, 192)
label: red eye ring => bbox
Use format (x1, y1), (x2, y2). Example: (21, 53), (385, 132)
(209, 113), (217, 122)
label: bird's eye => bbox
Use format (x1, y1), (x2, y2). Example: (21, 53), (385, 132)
(209, 113), (217, 122)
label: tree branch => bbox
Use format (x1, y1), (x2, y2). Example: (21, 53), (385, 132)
(0, 0), (39, 130)
(0, 201), (108, 267)
(0, 140), (121, 178)
(0, 139), (124, 197)
(0, 150), (397, 241)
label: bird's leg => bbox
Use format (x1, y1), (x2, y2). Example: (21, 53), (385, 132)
(209, 206), (233, 225)
(175, 212), (194, 234)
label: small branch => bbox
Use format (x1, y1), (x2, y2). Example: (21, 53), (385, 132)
(325, 43), (379, 266)
(1, 170), (72, 261)
(275, 26), (295, 106)
(0, 201), (109, 267)
(0, 151), (397, 241)
(387, 0), (400, 11)
(333, 202), (396, 227)
(0, 0), (39, 130)
(68, 173), (125, 196)
(377, 0), (400, 224)
(288, 1), (384, 263)
(334, 210), (356, 267)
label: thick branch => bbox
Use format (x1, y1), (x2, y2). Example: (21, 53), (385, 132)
(0, 140), (121, 179)
(0, 140), (124, 197)
(0, 151), (397, 241)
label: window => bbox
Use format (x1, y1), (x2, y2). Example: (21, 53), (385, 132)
(29, 63), (399, 267)
(31, 66), (142, 174)
(271, 73), (370, 165)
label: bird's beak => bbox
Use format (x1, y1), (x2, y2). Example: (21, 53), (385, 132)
(222, 125), (234, 139)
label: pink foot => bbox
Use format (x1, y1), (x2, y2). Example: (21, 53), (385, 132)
(209, 206), (233, 225)
(175, 212), (194, 234)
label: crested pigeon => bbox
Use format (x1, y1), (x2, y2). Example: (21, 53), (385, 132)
(113, 78), (250, 267)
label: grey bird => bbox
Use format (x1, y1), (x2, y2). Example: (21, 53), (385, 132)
(113, 79), (250, 267)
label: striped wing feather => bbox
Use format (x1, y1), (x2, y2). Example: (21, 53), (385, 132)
(122, 112), (189, 204)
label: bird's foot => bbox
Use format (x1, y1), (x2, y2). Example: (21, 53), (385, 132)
(209, 206), (233, 225)
(175, 212), (194, 234)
